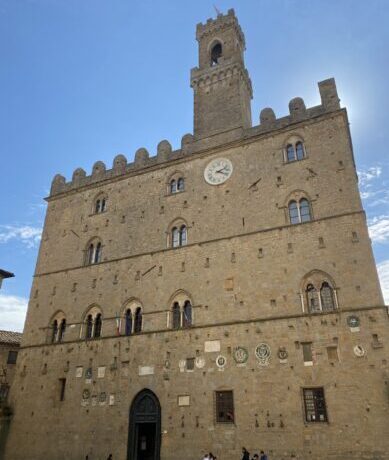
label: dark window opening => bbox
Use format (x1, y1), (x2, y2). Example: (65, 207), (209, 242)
(211, 43), (222, 65)
(303, 388), (328, 422)
(7, 350), (18, 365)
(94, 314), (102, 338)
(125, 309), (132, 336)
(51, 320), (58, 343)
(134, 307), (142, 333)
(215, 390), (234, 423)
(58, 319), (66, 342)
(59, 378), (66, 401)
(320, 282), (335, 311)
(86, 314), (93, 339)
(172, 302), (180, 329)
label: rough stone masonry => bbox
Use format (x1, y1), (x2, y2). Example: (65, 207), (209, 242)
(3, 9), (389, 460)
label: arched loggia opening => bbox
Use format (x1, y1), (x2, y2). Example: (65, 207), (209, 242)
(127, 389), (161, 460)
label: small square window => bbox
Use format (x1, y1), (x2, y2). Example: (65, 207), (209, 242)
(215, 390), (234, 423)
(303, 388), (328, 422)
(327, 346), (339, 361)
(7, 350), (18, 365)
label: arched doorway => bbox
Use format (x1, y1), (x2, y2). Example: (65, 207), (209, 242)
(127, 389), (161, 460)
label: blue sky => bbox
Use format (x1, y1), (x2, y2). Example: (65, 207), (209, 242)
(1, 0), (388, 331)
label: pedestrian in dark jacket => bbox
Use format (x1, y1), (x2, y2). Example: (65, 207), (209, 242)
(260, 451), (268, 460)
(242, 447), (250, 460)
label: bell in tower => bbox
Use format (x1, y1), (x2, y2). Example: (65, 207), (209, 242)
(190, 9), (253, 138)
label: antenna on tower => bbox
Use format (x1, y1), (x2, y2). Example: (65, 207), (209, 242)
(213, 5), (221, 16)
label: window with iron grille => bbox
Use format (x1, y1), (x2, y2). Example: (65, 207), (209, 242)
(215, 390), (234, 423)
(303, 388), (328, 422)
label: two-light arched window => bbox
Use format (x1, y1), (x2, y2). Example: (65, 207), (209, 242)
(170, 293), (193, 329)
(50, 314), (66, 343)
(301, 272), (338, 314)
(85, 239), (102, 265)
(171, 225), (187, 248)
(285, 141), (305, 162)
(170, 178), (185, 194)
(94, 194), (107, 214)
(122, 301), (143, 336)
(288, 199), (312, 224)
(83, 307), (103, 339)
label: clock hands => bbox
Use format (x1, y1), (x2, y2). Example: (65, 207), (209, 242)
(216, 167), (229, 175)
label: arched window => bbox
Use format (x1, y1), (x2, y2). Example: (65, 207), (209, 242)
(170, 179), (177, 194)
(211, 42), (222, 65)
(296, 142), (304, 160)
(58, 319), (66, 342)
(299, 199), (312, 223)
(94, 313), (102, 338)
(85, 240), (103, 265)
(51, 320), (58, 343)
(172, 302), (180, 329)
(286, 144), (295, 162)
(183, 300), (192, 328)
(94, 242), (102, 263)
(180, 225), (187, 246)
(86, 314), (93, 339)
(125, 309), (132, 336)
(288, 199), (312, 224)
(177, 177), (185, 191)
(87, 243), (95, 265)
(134, 307), (142, 333)
(306, 284), (320, 313)
(320, 282), (335, 311)
(172, 227), (180, 248)
(285, 139), (305, 162)
(94, 195), (107, 214)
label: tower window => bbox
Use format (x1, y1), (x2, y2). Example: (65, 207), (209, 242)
(170, 224), (188, 248)
(125, 309), (132, 336)
(211, 42), (222, 66)
(172, 302), (181, 329)
(85, 240), (103, 265)
(170, 177), (185, 194)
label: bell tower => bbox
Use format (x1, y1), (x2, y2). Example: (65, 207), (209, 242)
(190, 9), (253, 138)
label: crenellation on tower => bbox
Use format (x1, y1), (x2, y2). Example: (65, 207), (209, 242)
(5, 10), (389, 460)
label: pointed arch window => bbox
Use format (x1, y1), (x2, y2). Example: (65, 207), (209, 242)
(287, 144), (295, 162)
(172, 227), (180, 248)
(296, 141), (304, 160)
(172, 302), (181, 329)
(169, 177), (185, 194)
(289, 199), (312, 224)
(134, 307), (143, 333)
(125, 309), (133, 336)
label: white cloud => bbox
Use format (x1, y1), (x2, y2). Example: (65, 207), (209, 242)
(0, 225), (42, 248)
(368, 216), (389, 243)
(0, 294), (28, 332)
(358, 166), (382, 187)
(377, 260), (389, 305)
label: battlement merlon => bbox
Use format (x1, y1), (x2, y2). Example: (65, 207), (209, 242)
(196, 9), (245, 48)
(48, 78), (341, 198)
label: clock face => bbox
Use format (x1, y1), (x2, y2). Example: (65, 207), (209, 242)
(204, 158), (233, 185)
